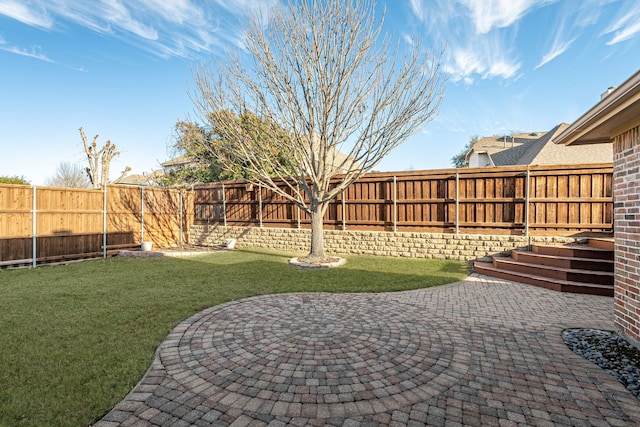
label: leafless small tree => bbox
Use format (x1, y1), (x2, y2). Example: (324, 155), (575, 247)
(45, 161), (92, 188)
(191, 0), (445, 260)
(80, 127), (130, 189)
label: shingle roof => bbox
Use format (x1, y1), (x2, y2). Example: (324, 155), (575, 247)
(161, 154), (194, 169)
(114, 170), (164, 186)
(467, 132), (542, 166)
(514, 124), (566, 165)
(468, 125), (612, 167)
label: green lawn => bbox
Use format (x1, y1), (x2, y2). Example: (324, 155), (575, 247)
(0, 249), (467, 427)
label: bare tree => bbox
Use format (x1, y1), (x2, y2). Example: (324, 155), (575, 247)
(80, 127), (130, 189)
(45, 161), (92, 188)
(191, 0), (444, 261)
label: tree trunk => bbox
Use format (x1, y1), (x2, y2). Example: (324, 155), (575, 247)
(308, 202), (327, 259)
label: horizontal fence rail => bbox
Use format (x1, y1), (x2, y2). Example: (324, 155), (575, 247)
(0, 184), (194, 267)
(0, 163), (613, 268)
(193, 163), (614, 236)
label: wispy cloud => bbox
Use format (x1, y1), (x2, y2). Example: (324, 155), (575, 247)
(408, 0), (426, 22)
(459, 0), (556, 34)
(0, 0), (277, 59)
(0, 43), (54, 63)
(408, 0), (524, 83)
(137, 0), (205, 25)
(533, 0), (626, 70)
(211, 0), (272, 14)
(0, 30), (54, 63)
(535, 37), (575, 69)
(534, 9), (577, 70)
(602, 2), (640, 45)
(446, 38), (521, 83)
(0, 0), (53, 29)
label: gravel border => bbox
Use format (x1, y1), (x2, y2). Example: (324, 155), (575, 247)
(563, 328), (640, 399)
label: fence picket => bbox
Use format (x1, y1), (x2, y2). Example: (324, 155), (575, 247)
(192, 163), (613, 236)
(0, 163), (614, 268)
(0, 184), (193, 267)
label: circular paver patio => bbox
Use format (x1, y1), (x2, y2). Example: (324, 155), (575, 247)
(95, 275), (640, 426)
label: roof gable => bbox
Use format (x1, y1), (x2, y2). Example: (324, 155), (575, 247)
(466, 132), (543, 166)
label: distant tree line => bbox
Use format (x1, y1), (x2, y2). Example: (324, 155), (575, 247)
(0, 175), (30, 185)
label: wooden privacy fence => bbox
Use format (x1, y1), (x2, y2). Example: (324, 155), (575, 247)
(0, 184), (193, 267)
(193, 163), (614, 236)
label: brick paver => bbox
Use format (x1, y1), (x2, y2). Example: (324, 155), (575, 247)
(94, 274), (640, 426)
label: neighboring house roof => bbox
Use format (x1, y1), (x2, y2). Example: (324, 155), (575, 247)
(113, 154), (201, 187)
(465, 132), (544, 166)
(554, 68), (640, 145)
(325, 147), (361, 174)
(519, 124), (612, 164)
(161, 154), (197, 170)
(466, 125), (612, 167)
(114, 170), (164, 186)
(308, 133), (362, 175)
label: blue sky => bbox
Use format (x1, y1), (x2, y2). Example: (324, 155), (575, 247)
(1, 0), (639, 185)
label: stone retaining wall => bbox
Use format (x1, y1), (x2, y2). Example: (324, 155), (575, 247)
(190, 225), (584, 261)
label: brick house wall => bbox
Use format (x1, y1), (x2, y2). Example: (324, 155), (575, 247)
(613, 125), (640, 345)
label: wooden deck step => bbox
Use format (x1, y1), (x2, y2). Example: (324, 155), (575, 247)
(473, 261), (614, 297)
(588, 238), (615, 251)
(532, 244), (614, 260)
(492, 257), (613, 285)
(473, 238), (615, 296)
(511, 250), (613, 272)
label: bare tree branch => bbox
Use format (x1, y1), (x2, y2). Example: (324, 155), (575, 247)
(45, 162), (92, 188)
(190, 0), (445, 259)
(80, 127), (129, 189)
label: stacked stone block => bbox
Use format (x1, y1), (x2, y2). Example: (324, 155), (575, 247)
(190, 224), (581, 262)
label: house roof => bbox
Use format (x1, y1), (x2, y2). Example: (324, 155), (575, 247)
(555, 68), (640, 145)
(467, 124), (612, 167)
(304, 133), (362, 175)
(465, 132), (544, 166)
(114, 170), (164, 186)
(526, 124), (612, 164)
(161, 154), (194, 168)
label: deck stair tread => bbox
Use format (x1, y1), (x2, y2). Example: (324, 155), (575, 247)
(473, 238), (615, 296)
(474, 262), (613, 289)
(473, 262), (614, 296)
(532, 244), (614, 260)
(492, 257), (613, 285)
(494, 257), (614, 277)
(587, 238), (615, 251)
(511, 250), (613, 271)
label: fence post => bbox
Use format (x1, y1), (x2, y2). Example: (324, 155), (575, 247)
(258, 185), (263, 228)
(392, 176), (397, 232)
(103, 185), (107, 259)
(297, 184), (301, 229)
(32, 185), (37, 268)
(525, 167), (530, 238)
(342, 190), (347, 231)
(179, 189), (183, 248)
(140, 187), (145, 244)
(221, 182), (227, 227)
(455, 173), (460, 234)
